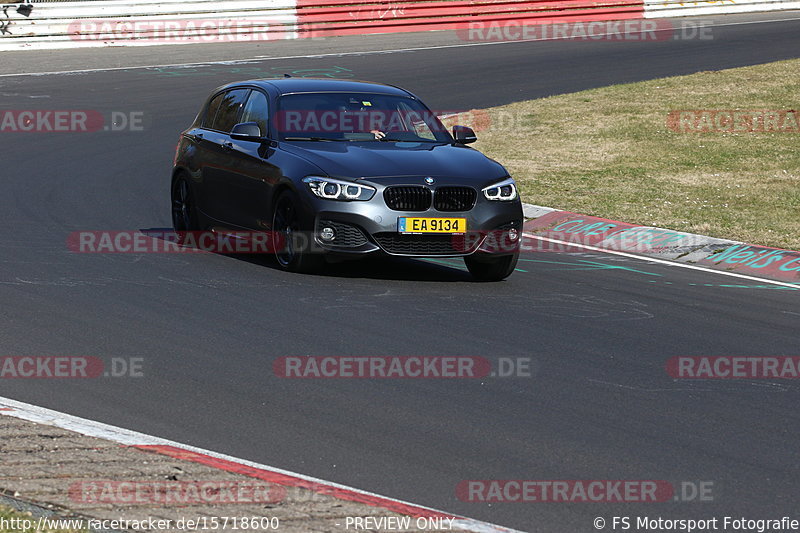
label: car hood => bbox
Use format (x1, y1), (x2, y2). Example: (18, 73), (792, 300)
(281, 141), (508, 183)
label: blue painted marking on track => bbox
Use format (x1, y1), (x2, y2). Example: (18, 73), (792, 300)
(518, 258), (797, 289)
(423, 257), (528, 273)
(518, 258), (661, 276)
(650, 279), (795, 290)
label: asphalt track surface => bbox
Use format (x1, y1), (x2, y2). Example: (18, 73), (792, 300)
(2, 12), (800, 532)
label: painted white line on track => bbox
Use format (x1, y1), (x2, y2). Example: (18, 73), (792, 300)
(525, 234), (800, 289)
(0, 395), (524, 533)
(1, 15), (799, 78)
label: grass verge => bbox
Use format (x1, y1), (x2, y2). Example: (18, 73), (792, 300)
(468, 58), (800, 249)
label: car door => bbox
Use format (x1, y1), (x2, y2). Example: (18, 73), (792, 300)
(182, 91), (225, 221)
(222, 89), (283, 230)
(199, 88), (250, 226)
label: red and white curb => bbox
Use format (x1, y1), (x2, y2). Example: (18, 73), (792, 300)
(521, 203), (800, 288)
(0, 396), (523, 533)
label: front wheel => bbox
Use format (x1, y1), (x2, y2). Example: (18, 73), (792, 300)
(171, 175), (199, 232)
(271, 189), (324, 274)
(464, 252), (519, 282)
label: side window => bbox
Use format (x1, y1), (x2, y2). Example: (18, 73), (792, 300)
(210, 89), (250, 133)
(240, 90), (269, 137)
(202, 93), (225, 129)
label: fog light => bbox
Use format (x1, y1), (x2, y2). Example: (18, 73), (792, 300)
(320, 227), (336, 241)
(508, 228), (519, 242)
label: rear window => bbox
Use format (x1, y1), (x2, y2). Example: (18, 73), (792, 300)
(204, 89), (250, 133)
(201, 93), (224, 129)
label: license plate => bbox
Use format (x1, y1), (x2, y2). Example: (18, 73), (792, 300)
(398, 217), (467, 234)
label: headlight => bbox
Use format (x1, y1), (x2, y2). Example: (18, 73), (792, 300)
(482, 177), (518, 201)
(303, 176), (376, 201)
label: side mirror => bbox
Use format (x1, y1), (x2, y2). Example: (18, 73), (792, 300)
(230, 122), (263, 141)
(452, 125), (477, 144)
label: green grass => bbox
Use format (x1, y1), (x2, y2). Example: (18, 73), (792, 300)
(458, 58), (800, 249)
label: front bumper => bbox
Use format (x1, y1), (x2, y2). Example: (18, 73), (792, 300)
(304, 185), (523, 258)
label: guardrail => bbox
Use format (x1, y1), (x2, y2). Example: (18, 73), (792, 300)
(295, 0), (645, 37)
(643, 0), (800, 16)
(1, 0), (798, 50)
(0, 0), (297, 49)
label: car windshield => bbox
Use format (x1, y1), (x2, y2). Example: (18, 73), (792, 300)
(276, 92), (452, 143)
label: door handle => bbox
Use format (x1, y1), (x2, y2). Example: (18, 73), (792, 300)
(222, 141), (234, 150)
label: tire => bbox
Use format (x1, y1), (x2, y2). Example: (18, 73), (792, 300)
(171, 175), (199, 232)
(271, 189), (324, 274)
(464, 252), (519, 282)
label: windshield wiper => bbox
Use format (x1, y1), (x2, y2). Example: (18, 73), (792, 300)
(378, 138), (446, 143)
(283, 136), (347, 142)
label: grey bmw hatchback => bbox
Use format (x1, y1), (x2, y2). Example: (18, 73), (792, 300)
(171, 78), (523, 281)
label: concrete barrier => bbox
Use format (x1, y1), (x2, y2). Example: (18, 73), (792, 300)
(643, 0), (800, 17)
(295, 0), (646, 38)
(0, 0), (297, 50)
(1, 0), (798, 52)
(2, 0), (652, 50)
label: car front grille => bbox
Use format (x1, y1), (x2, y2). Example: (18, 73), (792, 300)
(433, 187), (477, 212)
(374, 233), (478, 256)
(384, 186), (432, 211)
(318, 220), (368, 247)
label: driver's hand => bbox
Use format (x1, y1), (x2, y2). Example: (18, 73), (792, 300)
(371, 130), (386, 140)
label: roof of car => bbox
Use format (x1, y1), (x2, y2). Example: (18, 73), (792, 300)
(222, 78), (415, 98)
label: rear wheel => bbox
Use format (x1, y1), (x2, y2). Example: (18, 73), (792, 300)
(464, 252), (519, 282)
(271, 189), (324, 273)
